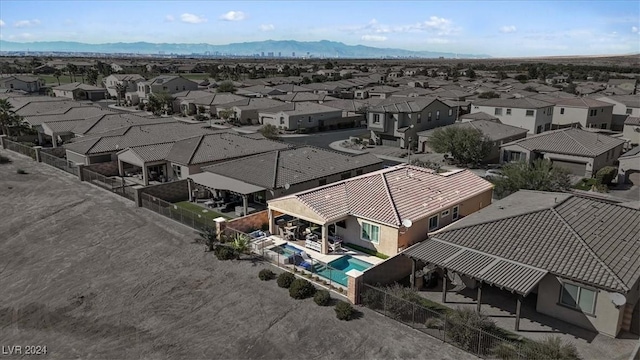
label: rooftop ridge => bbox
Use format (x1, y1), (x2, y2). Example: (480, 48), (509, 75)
(381, 172), (402, 226)
(562, 129), (596, 156)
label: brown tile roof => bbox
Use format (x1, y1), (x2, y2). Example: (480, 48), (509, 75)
(269, 165), (493, 226)
(624, 116), (640, 126)
(431, 193), (640, 292)
(547, 97), (614, 108)
(418, 119), (528, 141)
(502, 128), (625, 157)
(474, 97), (554, 109)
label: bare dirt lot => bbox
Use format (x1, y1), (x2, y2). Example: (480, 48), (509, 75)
(0, 150), (475, 360)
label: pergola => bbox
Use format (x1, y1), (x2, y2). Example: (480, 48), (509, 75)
(188, 172), (266, 216)
(403, 238), (548, 331)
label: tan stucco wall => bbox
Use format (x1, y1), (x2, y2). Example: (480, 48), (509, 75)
(336, 216), (400, 256)
(66, 150), (89, 165)
(623, 125), (640, 146)
(474, 106), (553, 134)
(536, 274), (624, 337)
(363, 254), (413, 285)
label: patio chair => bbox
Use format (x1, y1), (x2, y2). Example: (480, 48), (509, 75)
(299, 252), (314, 271)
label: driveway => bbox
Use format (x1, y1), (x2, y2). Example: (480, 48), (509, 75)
(0, 150), (476, 360)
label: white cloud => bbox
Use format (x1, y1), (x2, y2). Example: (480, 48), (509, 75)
(8, 33), (35, 40)
(14, 19), (41, 28)
(396, 16), (458, 35)
(499, 25), (517, 33)
(633, 26), (639, 33)
(220, 11), (246, 21)
(361, 35), (387, 42)
(180, 13), (207, 24)
(260, 24), (275, 31)
(165, 15), (175, 22)
(0, 19), (5, 28)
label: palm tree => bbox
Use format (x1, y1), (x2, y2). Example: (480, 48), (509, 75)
(65, 64), (78, 82)
(114, 83), (126, 106)
(197, 228), (219, 252)
(231, 234), (250, 259)
(53, 69), (62, 86)
(0, 99), (29, 136)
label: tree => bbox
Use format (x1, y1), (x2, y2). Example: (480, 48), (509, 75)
(496, 71), (508, 80)
(53, 69), (62, 86)
(146, 94), (164, 115)
(410, 159), (441, 172)
(86, 68), (99, 86)
(478, 91), (499, 99)
(0, 99), (30, 136)
(219, 108), (235, 121)
(467, 68), (476, 79)
(324, 61), (334, 70)
(259, 124), (280, 140)
(216, 80), (236, 93)
(114, 83), (127, 106)
(427, 127), (492, 166)
(493, 159), (571, 198)
(66, 63), (78, 82)
(196, 228), (218, 252)
(231, 234), (250, 259)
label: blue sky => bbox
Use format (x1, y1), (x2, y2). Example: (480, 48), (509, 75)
(0, 0), (638, 57)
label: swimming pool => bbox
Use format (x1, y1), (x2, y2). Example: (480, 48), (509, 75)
(314, 255), (373, 286)
(270, 243), (302, 257)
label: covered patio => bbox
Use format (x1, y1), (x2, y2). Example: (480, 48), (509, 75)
(266, 208), (346, 255)
(117, 144), (172, 186)
(188, 172), (266, 217)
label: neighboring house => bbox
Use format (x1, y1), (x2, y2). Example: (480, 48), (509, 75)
(458, 111), (499, 122)
(403, 190), (639, 338)
(52, 83), (106, 101)
(103, 74), (145, 99)
(594, 95), (640, 132)
(267, 165), (494, 255)
(0, 75), (44, 93)
(548, 97), (614, 130)
(216, 97), (284, 125)
(270, 92), (338, 103)
(617, 146), (640, 185)
(32, 65), (57, 74)
(417, 120), (528, 162)
(136, 75), (199, 104)
(606, 79), (637, 95)
(258, 102), (343, 130)
(175, 91), (245, 116)
(355, 85), (400, 99)
(500, 128), (626, 177)
(471, 97), (555, 134)
(623, 116), (640, 146)
(189, 146), (383, 215)
(367, 97), (456, 148)
(235, 85), (286, 98)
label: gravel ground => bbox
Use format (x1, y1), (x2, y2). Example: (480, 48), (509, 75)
(0, 149), (476, 360)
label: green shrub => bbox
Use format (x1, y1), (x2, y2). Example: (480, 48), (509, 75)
(258, 269), (276, 281)
(0, 155), (11, 164)
(277, 272), (295, 288)
(213, 245), (237, 260)
(361, 287), (385, 310)
(492, 342), (519, 360)
(334, 301), (355, 321)
(289, 278), (316, 299)
(16, 169), (27, 174)
(595, 166), (617, 185)
(523, 336), (580, 360)
(446, 308), (498, 354)
(341, 243), (389, 259)
(313, 289), (331, 306)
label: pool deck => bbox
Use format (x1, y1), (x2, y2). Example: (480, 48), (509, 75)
(265, 236), (384, 266)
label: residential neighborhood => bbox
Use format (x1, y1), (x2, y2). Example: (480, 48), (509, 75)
(1, 1), (639, 358)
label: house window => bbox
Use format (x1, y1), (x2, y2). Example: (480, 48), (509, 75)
(536, 125), (543, 134)
(600, 123), (607, 129)
(436, 110), (440, 120)
(560, 108), (565, 115)
(373, 114), (381, 124)
(452, 206), (459, 220)
(428, 215), (439, 231)
(506, 108), (512, 115)
(280, 117), (285, 125)
(356, 169), (363, 176)
(340, 172), (351, 180)
(441, 209), (450, 217)
(361, 222), (380, 243)
(560, 282), (596, 315)
(163, 86), (168, 91)
(417, 113), (422, 123)
(589, 109), (597, 116)
(428, 112), (432, 121)
(494, 108), (502, 116)
(318, 178), (327, 186)
(171, 165), (182, 178)
(448, 109), (453, 116)
(626, 109), (633, 115)
(545, 123), (551, 131)
(526, 110), (534, 117)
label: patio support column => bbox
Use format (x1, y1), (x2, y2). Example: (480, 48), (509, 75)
(442, 268), (448, 303)
(142, 165), (149, 186)
(52, 133), (58, 148)
(118, 159), (124, 177)
(37, 131), (43, 145)
(267, 209), (275, 235)
(242, 194), (248, 216)
(187, 179), (193, 202)
(476, 281), (483, 313)
(321, 224), (329, 254)
(515, 295), (522, 331)
(410, 258), (417, 289)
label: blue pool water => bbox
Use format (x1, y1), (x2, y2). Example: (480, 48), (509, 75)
(314, 256), (373, 286)
(270, 244), (302, 257)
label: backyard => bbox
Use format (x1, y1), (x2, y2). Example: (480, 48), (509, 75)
(0, 149), (475, 360)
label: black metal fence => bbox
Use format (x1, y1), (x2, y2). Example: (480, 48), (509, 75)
(83, 168), (136, 201)
(360, 284), (534, 359)
(4, 139), (36, 160)
(40, 151), (79, 176)
(140, 193), (219, 232)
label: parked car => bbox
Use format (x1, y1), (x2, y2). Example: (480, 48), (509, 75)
(484, 169), (506, 179)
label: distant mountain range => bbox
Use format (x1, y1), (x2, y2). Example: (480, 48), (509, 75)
(0, 39), (489, 59)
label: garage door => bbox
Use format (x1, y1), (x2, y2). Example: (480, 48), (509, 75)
(550, 159), (587, 176)
(379, 135), (400, 147)
(627, 170), (640, 185)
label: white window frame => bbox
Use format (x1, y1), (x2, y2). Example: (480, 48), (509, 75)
(441, 209), (450, 217)
(373, 113), (381, 124)
(452, 205), (460, 220)
(506, 108), (512, 115)
(428, 215), (439, 231)
(360, 221), (380, 243)
(495, 108), (502, 116)
(526, 110), (535, 117)
(559, 282), (597, 315)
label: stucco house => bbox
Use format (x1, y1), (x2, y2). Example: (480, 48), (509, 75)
(258, 101), (343, 130)
(215, 97), (284, 125)
(617, 146), (640, 185)
(367, 97), (456, 148)
(471, 97), (554, 134)
(267, 165), (493, 256)
(0, 75), (44, 93)
(605, 79), (637, 95)
(403, 190), (639, 337)
(103, 74), (145, 99)
(500, 128), (626, 177)
(549, 97), (614, 130)
(52, 83), (106, 101)
(136, 75), (199, 104)
(594, 95), (640, 132)
(622, 116), (640, 146)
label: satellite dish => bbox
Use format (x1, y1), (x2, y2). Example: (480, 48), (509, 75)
(401, 219), (413, 228)
(284, 183), (290, 190)
(609, 293), (626, 307)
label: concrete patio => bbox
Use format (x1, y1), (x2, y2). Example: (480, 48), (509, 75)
(418, 280), (638, 360)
